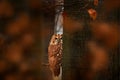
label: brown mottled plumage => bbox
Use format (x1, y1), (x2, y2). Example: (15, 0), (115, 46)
(48, 34), (62, 77)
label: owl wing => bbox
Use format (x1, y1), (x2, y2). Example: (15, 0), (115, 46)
(48, 43), (62, 76)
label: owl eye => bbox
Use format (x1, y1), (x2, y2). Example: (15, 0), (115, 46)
(60, 37), (62, 39)
(55, 38), (57, 39)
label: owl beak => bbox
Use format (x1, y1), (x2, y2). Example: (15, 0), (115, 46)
(58, 39), (61, 43)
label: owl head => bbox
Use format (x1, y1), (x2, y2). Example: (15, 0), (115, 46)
(49, 34), (63, 45)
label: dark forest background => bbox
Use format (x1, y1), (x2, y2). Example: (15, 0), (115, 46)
(63, 0), (120, 80)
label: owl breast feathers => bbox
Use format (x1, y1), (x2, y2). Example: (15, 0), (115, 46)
(48, 34), (63, 76)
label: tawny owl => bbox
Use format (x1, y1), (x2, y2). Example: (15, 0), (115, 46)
(48, 34), (63, 77)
